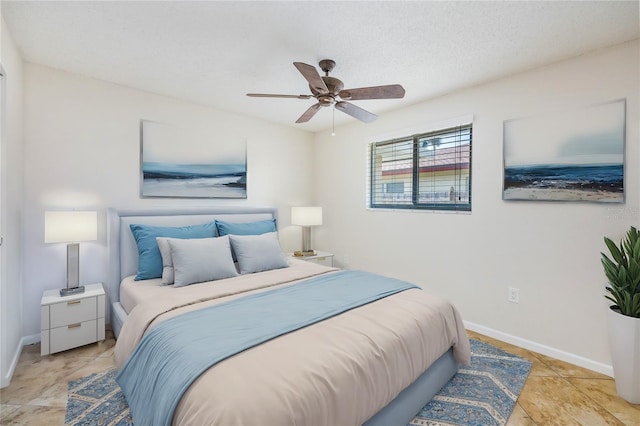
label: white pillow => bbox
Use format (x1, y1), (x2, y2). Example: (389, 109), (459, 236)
(229, 232), (289, 274)
(156, 237), (175, 285)
(167, 236), (238, 287)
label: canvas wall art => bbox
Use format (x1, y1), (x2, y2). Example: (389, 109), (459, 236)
(503, 99), (625, 203)
(140, 120), (247, 198)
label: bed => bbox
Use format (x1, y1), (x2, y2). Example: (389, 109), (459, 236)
(107, 207), (470, 426)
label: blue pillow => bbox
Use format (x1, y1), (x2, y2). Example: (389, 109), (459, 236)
(130, 222), (217, 280)
(215, 219), (277, 236)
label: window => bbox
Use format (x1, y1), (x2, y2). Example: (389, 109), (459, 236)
(369, 124), (472, 211)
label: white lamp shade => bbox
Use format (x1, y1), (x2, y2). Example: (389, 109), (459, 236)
(44, 211), (98, 243)
(291, 207), (323, 226)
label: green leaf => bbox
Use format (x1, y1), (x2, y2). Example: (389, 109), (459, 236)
(602, 255), (623, 285)
(604, 237), (625, 265)
(605, 295), (618, 306)
(631, 294), (640, 316)
(633, 234), (640, 261)
(628, 257), (640, 285)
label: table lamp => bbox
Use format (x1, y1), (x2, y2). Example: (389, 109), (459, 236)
(44, 211), (98, 296)
(291, 206), (322, 254)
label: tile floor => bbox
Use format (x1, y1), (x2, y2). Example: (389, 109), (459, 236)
(0, 330), (638, 425)
(467, 330), (640, 426)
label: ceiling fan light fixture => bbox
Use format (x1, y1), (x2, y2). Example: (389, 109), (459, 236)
(318, 96), (334, 106)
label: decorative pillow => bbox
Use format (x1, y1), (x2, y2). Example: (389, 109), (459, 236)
(168, 236), (238, 287)
(229, 232), (289, 274)
(215, 219), (277, 236)
(156, 237), (175, 285)
(129, 222), (216, 280)
(215, 219), (277, 261)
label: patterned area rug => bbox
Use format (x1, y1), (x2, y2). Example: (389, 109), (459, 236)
(410, 339), (532, 425)
(65, 369), (132, 426)
(65, 339), (531, 426)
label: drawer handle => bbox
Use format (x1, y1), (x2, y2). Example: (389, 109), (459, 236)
(68, 323), (82, 329)
(67, 300), (81, 306)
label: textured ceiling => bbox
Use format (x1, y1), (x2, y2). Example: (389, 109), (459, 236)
(2, 1), (639, 133)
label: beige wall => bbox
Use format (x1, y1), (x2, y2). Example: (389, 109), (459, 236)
(313, 40), (640, 374)
(20, 64), (315, 339)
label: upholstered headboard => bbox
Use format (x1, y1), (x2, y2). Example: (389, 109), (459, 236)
(106, 207), (278, 328)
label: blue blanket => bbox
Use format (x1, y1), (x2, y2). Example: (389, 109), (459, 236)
(116, 270), (419, 426)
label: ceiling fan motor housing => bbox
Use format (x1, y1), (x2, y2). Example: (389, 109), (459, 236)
(311, 76), (344, 107)
(310, 76), (344, 96)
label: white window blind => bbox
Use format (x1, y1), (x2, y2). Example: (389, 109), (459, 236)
(368, 124), (472, 211)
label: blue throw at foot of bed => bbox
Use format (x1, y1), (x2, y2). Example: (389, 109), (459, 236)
(116, 270), (419, 426)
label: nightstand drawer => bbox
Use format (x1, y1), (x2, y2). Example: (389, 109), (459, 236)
(50, 319), (97, 353)
(50, 297), (97, 328)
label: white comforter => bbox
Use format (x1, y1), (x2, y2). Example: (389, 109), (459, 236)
(115, 261), (470, 425)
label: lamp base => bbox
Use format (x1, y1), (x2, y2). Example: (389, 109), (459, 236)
(60, 286), (85, 297)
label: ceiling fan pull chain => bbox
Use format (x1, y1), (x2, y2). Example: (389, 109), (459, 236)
(332, 107), (336, 137)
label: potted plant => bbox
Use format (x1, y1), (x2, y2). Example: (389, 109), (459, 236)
(601, 226), (640, 404)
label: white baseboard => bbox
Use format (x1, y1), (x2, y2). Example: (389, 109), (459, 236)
(1, 334), (40, 388)
(22, 333), (40, 346)
(464, 321), (614, 378)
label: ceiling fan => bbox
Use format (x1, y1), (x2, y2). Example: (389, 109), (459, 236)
(247, 59), (405, 124)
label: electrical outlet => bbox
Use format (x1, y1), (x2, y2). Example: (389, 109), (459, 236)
(508, 287), (520, 303)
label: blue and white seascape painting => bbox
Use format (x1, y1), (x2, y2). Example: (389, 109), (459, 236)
(141, 120), (246, 198)
(503, 99), (625, 202)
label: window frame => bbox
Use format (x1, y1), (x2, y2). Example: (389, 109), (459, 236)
(368, 124), (472, 212)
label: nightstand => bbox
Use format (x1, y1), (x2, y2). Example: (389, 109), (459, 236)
(40, 283), (106, 356)
(291, 250), (334, 267)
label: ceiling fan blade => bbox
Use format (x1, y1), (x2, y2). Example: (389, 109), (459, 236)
(295, 103), (321, 123)
(335, 101), (377, 123)
(293, 62), (329, 94)
(339, 84), (405, 100)
(247, 93), (312, 99)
